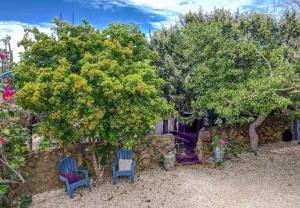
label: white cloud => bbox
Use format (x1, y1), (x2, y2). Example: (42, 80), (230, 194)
(0, 21), (52, 62)
(127, 0), (274, 27)
(71, 0), (268, 27)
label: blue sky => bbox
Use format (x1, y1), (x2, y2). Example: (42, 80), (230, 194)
(0, 0), (274, 60)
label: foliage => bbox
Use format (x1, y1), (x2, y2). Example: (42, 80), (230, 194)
(94, 143), (115, 166)
(150, 25), (192, 112)
(19, 195), (32, 208)
(0, 85), (29, 203)
(0, 184), (8, 200)
(211, 136), (226, 149)
(37, 138), (51, 151)
(225, 139), (245, 158)
(15, 19), (173, 178)
(151, 9), (300, 150)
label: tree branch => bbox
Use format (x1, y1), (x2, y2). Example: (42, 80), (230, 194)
(0, 178), (20, 184)
(0, 150), (25, 183)
(254, 47), (273, 76)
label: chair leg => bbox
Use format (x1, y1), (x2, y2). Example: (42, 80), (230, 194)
(112, 176), (117, 185)
(131, 175), (135, 184)
(88, 182), (92, 192)
(67, 188), (73, 199)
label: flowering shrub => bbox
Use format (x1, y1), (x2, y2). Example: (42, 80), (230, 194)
(0, 138), (7, 144)
(0, 84), (29, 203)
(162, 147), (176, 156)
(0, 53), (6, 60)
(211, 136), (226, 149)
(1, 84), (15, 104)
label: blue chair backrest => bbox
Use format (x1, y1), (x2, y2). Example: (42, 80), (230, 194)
(59, 157), (78, 174)
(116, 149), (133, 161)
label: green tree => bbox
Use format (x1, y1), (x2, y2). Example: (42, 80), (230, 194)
(15, 19), (172, 179)
(152, 9), (300, 152)
(150, 25), (193, 112)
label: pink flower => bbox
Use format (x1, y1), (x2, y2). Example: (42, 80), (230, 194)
(2, 78), (10, 83)
(0, 53), (6, 60)
(0, 138), (7, 144)
(219, 139), (226, 145)
(2, 84), (15, 103)
(162, 149), (168, 155)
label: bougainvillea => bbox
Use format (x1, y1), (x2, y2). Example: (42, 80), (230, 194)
(0, 53), (6, 60)
(0, 83), (29, 203)
(1, 84), (15, 103)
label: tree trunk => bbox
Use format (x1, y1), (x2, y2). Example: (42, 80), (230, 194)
(90, 139), (104, 183)
(173, 117), (177, 131)
(163, 119), (168, 134)
(249, 115), (267, 152)
(28, 127), (33, 150)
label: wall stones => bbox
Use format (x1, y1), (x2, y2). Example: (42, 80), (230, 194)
(16, 115), (288, 196)
(133, 134), (175, 170)
(197, 115), (291, 159)
(17, 134), (175, 195)
(212, 115), (290, 144)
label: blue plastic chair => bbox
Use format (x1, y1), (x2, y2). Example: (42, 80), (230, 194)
(112, 149), (136, 184)
(58, 157), (91, 199)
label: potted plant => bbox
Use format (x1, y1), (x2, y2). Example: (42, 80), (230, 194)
(211, 136), (226, 163)
(161, 148), (176, 171)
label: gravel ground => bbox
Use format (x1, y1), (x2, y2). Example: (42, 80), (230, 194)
(30, 141), (300, 208)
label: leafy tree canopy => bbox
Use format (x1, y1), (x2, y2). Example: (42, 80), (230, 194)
(151, 9), (300, 151)
(15, 19), (172, 175)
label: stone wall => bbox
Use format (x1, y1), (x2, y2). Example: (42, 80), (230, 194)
(211, 115), (290, 144)
(14, 134), (175, 197)
(133, 134), (175, 169)
(16, 144), (97, 195)
(13, 114), (288, 197)
(197, 115), (291, 161)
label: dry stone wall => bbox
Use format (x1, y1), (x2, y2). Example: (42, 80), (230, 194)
(20, 145), (97, 195)
(198, 115), (291, 159)
(15, 115), (288, 196)
(211, 115), (290, 144)
(16, 134), (175, 195)
(133, 134), (175, 169)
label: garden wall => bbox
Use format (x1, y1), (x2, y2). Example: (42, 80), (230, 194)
(211, 115), (290, 144)
(14, 114), (289, 197)
(133, 134), (174, 169)
(14, 144), (97, 197)
(14, 134), (174, 197)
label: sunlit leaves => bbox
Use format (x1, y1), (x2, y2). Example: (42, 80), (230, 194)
(152, 9), (300, 124)
(15, 20), (173, 149)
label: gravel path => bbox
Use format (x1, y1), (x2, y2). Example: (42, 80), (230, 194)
(30, 141), (300, 208)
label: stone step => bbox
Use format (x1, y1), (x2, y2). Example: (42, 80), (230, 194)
(176, 152), (201, 165)
(175, 137), (197, 147)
